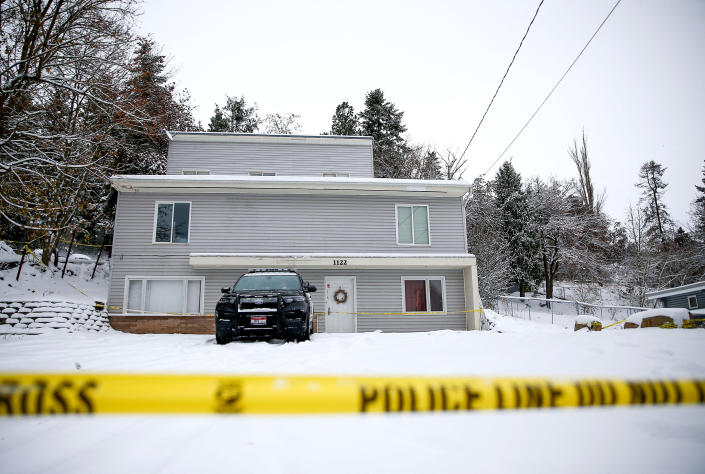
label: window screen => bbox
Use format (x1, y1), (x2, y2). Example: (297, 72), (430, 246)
(145, 280), (183, 314)
(154, 202), (190, 243)
(397, 206), (413, 244)
(126, 278), (203, 315)
(396, 205), (429, 245)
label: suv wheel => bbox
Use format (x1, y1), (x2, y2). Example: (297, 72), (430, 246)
(216, 331), (231, 345)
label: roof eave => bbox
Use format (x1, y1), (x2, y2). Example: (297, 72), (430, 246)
(110, 176), (470, 198)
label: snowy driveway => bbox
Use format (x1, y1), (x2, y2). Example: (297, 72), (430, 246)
(1, 314), (705, 473)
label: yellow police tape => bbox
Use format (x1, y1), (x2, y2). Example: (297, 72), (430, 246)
(3, 238), (111, 248)
(0, 373), (703, 416)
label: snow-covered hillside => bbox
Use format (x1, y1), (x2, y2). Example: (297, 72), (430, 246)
(0, 243), (109, 303)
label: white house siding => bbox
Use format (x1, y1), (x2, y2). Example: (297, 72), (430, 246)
(166, 140), (373, 177)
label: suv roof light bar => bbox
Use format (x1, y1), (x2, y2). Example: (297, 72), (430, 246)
(247, 268), (298, 273)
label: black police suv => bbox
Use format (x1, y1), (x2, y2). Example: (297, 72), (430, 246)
(215, 269), (316, 344)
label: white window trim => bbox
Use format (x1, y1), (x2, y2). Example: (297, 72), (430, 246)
(688, 295), (698, 310)
(123, 276), (206, 315)
(181, 169), (210, 175)
(152, 201), (192, 244)
(248, 171), (277, 176)
(395, 204), (431, 246)
(400, 276), (447, 313)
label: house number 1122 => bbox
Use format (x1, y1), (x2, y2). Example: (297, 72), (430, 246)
(333, 259), (347, 266)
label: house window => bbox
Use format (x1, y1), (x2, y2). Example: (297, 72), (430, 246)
(125, 277), (204, 315)
(322, 172), (349, 177)
(396, 204), (430, 245)
(249, 171), (277, 176)
(154, 202), (191, 243)
(182, 170), (210, 175)
(401, 277), (445, 312)
(688, 295), (698, 309)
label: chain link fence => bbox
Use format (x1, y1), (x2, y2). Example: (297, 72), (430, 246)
(497, 296), (648, 329)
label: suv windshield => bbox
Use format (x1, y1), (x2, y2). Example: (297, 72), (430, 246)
(233, 274), (302, 291)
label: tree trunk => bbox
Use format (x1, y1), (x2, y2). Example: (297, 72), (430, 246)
(541, 247), (552, 300)
(41, 233), (53, 266)
(16, 246), (27, 281)
(61, 229), (76, 278)
(91, 235), (107, 279)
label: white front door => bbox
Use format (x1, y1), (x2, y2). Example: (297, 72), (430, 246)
(324, 276), (356, 333)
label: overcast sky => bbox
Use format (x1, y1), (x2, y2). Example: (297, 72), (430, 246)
(138, 0), (704, 227)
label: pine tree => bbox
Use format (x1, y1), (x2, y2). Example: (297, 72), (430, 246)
(208, 105), (229, 132)
(207, 95), (260, 132)
(636, 160), (673, 242)
(465, 177), (512, 306)
(692, 160), (705, 239)
(331, 102), (359, 135)
(359, 89), (408, 178)
(116, 37), (199, 176)
(493, 162), (542, 296)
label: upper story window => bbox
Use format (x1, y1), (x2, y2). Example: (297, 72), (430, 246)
(322, 172), (349, 177)
(396, 204), (430, 245)
(688, 295), (698, 309)
(182, 170), (210, 175)
(249, 171), (277, 176)
(154, 202), (191, 243)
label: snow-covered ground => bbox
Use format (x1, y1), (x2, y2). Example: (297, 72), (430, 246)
(0, 243), (109, 303)
(1, 312), (705, 473)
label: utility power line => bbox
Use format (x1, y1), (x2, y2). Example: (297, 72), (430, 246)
(458, 0), (545, 162)
(482, 0), (623, 177)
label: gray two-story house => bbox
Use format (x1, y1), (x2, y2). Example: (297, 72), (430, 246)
(107, 132), (482, 334)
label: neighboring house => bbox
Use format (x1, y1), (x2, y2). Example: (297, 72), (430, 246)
(645, 281), (705, 311)
(107, 132), (481, 334)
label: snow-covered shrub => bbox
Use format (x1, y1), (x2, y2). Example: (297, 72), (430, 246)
(624, 308), (691, 329)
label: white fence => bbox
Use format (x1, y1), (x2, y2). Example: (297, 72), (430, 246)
(497, 296), (648, 329)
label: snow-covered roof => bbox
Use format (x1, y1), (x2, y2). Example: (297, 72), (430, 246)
(645, 281), (705, 300)
(167, 131), (373, 146)
(110, 174), (471, 198)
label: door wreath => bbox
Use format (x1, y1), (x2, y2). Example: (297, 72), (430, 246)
(334, 288), (348, 304)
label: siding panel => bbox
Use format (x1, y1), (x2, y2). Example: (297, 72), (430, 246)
(112, 193), (467, 255)
(663, 291), (705, 310)
(166, 141), (373, 177)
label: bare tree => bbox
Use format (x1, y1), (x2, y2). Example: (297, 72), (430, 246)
(439, 150), (467, 181)
(528, 177), (607, 300)
(568, 131), (604, 214)
(263, 113), (301, 134)
(0, 0), (142, 264)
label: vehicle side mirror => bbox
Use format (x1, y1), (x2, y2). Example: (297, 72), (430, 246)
(307, 284), (317, 293)
(221, 287), (231, 294)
